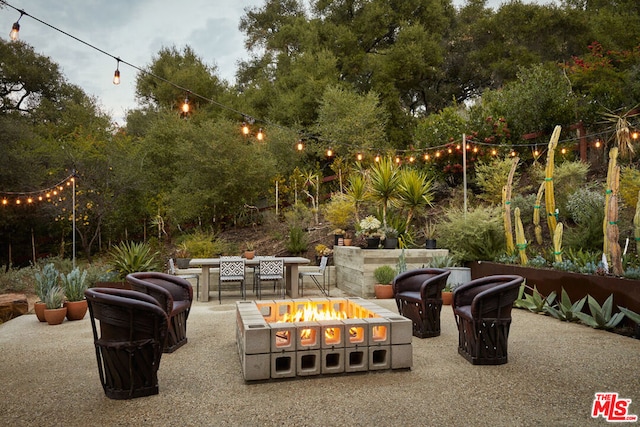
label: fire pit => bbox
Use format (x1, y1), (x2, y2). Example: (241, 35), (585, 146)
(236, 297), (413, 381)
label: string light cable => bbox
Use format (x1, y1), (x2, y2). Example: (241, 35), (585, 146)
(0, 172), (77, 206)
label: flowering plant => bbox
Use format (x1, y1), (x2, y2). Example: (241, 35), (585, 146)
(315, 244), (333, 256)
(358, 216), (381, 237)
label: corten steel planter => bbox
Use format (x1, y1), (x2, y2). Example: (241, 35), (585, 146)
(471, 261), (640, 315)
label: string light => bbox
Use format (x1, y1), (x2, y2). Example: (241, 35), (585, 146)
(181, 94), (190, 114)
(113, 59), (121, 85)
(374, 154), (381, 162)
(242, 122), (250, 136)
(356, 153), (363, 161)
(632, 131), (639, 140)
(326, 147), (333, 157)
(0, 172), (76, 207)
(595, 140), (601, 148)
(256, 128), (264, 141)
(296, 140), (304, 151)
(9, 10), (23, 41)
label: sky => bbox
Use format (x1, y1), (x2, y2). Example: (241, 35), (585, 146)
(0, 0), (558, 125)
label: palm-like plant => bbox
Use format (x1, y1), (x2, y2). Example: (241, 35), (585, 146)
(109, 241), (158, 280)
(397, 168), (433, 226)
(368, 157), (400, 227)
(345, 174), (368, 223)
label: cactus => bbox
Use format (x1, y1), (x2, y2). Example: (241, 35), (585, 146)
(544, 126), (561, 235)
(553, 222), (563, 263)
(502, 156), (519, 254)
(514, 207), (528, 265)
(533, 182), (545, 245)
(605, 148), (623, 276)
(635, 190), (640, 254)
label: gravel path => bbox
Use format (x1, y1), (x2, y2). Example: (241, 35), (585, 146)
(1, 296), (639, 426)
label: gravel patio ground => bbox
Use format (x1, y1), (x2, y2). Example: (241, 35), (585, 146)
(1, 290), (639, 427)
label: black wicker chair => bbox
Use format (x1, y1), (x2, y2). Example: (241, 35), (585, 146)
(392, 268), (451, 338)
(85, 287), (168, 399)
(126, 272), (193, 353)
(452, 275), (524, 365)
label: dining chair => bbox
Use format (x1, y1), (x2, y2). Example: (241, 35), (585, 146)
(219, 256), (246, 303)
(299, 255), (329, 296)
(256, 257), (284, 299)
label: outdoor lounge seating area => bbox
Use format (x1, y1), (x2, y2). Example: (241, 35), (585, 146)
(3, 292), (639, 425)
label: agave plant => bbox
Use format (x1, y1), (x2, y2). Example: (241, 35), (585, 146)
(61, 267), (88, 302)
(513, 284), (556, 314)
(44, 285), (65, 309)
(545, 288), (586, 322)
(34, 263), (59, 302)
(109, 241), (158, 280)
(574, 294), (626, 330)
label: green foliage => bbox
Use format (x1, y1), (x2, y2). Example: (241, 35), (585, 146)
(109, 241), (159, 280)
(44, 285), (64, 310)
(438, 205), (506, 263)
(286, 226), (308, 255)
(373, 265), (396, 285)
(322, 193), (356, 231)
(620, 166), (640, 208)
(545, 288), (586, 322)
(368, 157), (400, 226)
(60, 267), (88, 302)
(624, 267), (640, 280)
(618, 306), (640, 325)
(527, 255), (549, 268)
(564, 187), (605, 252)
(397, 168), (434, 226)
(414, 105), (468, 149)
(283, 202), (314, 230)
(0, 265), (37, 294)
(396, 249), (407, 275)
(514, 284), (556, 314)
(475, 158), (520, 205)
(426, 255), (458, 268)
(34, 263), (59, 302)
(536, 161), (589, 220)
(180, 231), (226, 258)
(574, 295), (626, 330)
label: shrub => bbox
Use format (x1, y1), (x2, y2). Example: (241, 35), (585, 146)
(535, 160), (589, 220)
(373, 265), (396, 285)
(286, 226), (308, 255)
(179, 230), (227, 257)
(109, 241), (159, 280)
(620, 166), (640, 208)
(564, 187), (605, 252)
(474, 158), (520, 205)
(322, 193), (355, 231)
(438, 205), (505, 263)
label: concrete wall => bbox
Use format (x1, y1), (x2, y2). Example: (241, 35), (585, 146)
(333, 246), (449, 298)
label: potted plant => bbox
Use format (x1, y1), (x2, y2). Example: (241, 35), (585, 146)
(373, 265), (396, 299)
(382, 226), (399, 249)
(358, 216), (382, 249)
(244, 242), (255, 259)
(332, 229), (346, 246)
(61, 267), (89, 321)
(314, 244), (332, 264)
(34, 263), (59, 322)
(43, 285), (66, 325)
(343, 232), (353, 247)
(424, 221), (437, 249)
(174, 242), (191, 269)
(426, 255), (471, 304)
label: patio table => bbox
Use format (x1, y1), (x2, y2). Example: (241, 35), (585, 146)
(189, 256), (310, 302)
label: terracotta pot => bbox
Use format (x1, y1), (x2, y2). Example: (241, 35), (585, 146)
(65, 299), (88, 321)
(343, 238), (352, 246)
(44, 307), (67, 325)
(374, 284), (394, 299)
(442, 291), (453, 305)
(244, 250), (255, 260)
(34, 301), (47, 322)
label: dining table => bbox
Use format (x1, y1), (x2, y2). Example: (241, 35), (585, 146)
(189, 256), (311, 302)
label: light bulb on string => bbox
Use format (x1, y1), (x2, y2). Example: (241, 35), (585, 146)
(113, 59), (121, 85)
(2, 199), (7, 206)
(595, 139), (601, 148)
(356, 153), (363, 161)
(374, 154), (381, 162)
(9, 11), (24, 41)
(256, 128), (264, 141)
(296, 140), (304, 151)
(561, 147), (567, 155)
(424, 153), (430, 161)
(409, 155), (415, 163)
(326, 147), (333, 157)
(491, 149), (497, 156)
(395, 156), (401, 164)
(242, 122), (250, 136)
(632, 131), (639, 140)
(181, 95), (190, 114)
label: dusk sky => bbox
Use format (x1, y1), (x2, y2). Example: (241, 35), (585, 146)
(1, 0), (558, 124)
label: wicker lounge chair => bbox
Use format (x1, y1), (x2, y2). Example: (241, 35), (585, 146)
(126, 272), (193, 353)
(392, 268), (451, 338)
(452, 274), (524, 365)
(85, 287), (168, 399)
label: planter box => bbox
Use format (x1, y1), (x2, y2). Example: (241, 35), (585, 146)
(333, 247), (448, 298)
(470, 261), (640, 315)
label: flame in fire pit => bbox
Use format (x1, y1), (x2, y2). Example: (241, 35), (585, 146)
(276, 302), (356, 343)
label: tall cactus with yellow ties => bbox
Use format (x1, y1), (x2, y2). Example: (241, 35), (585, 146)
(635, 191), (640, 254)
(514, 207), (528, 265)
(502, 156), (519, 254)
(603, 147), (618, 257)
(605, 148), (623, 276)
(533, 182), (545, 245)
(553, 223), (563, 263)
(544, 126), (562, 235)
